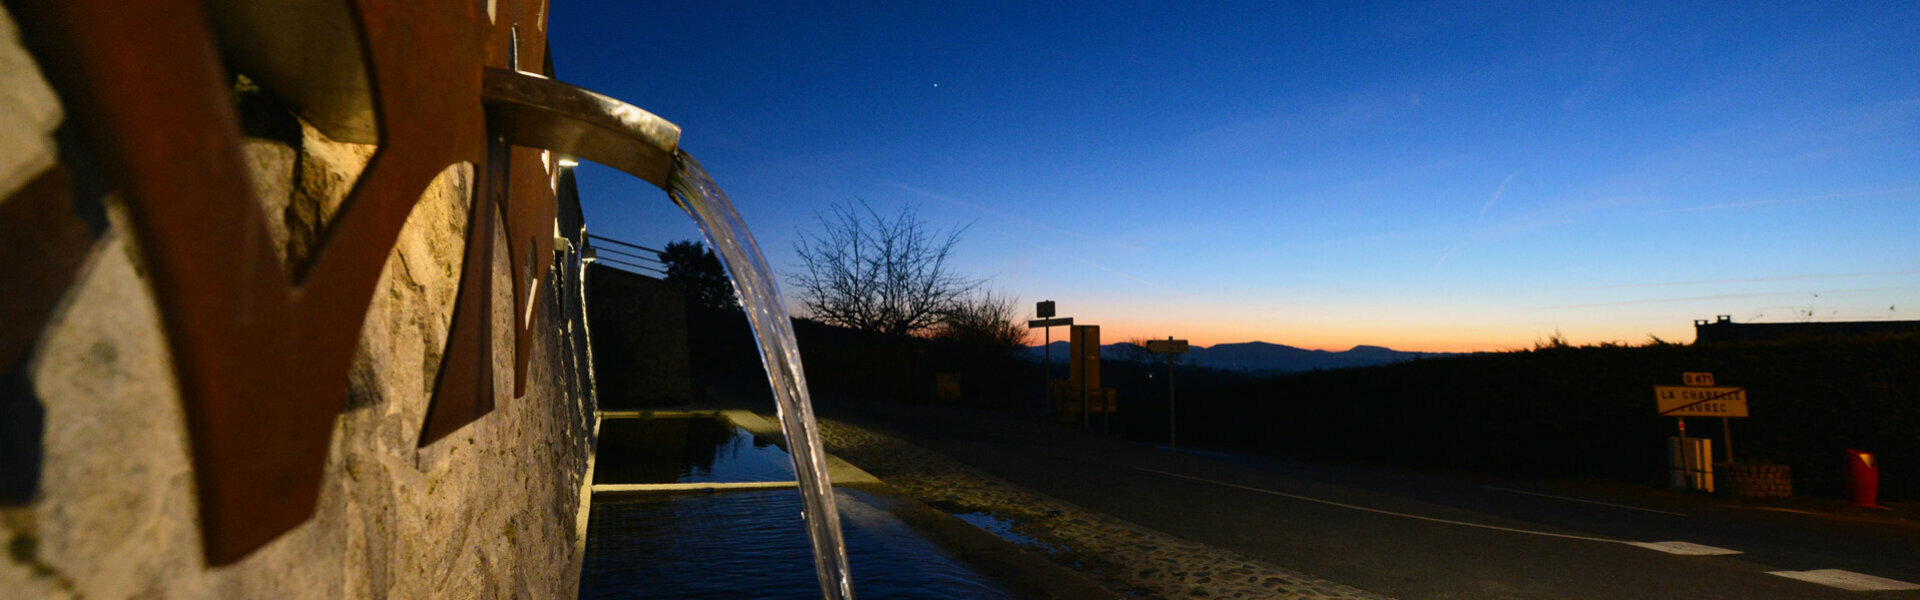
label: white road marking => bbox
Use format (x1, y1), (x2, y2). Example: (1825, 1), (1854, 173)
(1768, 569), (1920, 591)
(1484, 486), (1688, 516)
(1139, 468), (1742, 556)
(1627, 541), (1742, 555)
(1140, 467), (1621, 543)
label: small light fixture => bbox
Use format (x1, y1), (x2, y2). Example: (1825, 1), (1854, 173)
(557, 157), (580, 168)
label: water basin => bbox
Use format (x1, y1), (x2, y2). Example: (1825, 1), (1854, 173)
(582, 416), (1019, 598)
(592, 416), (794, 484)
(580, 488), (1013, 599)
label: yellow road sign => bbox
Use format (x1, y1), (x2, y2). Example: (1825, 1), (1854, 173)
(1654, 386), (1748, 417)
(1146, 339), (1189, 354)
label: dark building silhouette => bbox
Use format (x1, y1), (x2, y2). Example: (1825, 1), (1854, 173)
(1693, 314), (1920, 344)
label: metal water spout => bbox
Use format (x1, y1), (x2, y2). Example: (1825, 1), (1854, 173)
(480, 68), (682, 188)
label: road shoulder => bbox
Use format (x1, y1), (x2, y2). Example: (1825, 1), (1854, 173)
(816, 417), (1392, 600)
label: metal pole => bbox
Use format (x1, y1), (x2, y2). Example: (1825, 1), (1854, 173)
(1678, 417), (1692, 490)
(1043, 326), (1051, 415)
(1079, 339), (1089, 431)
(1168, 346), (1177, 449)
(1722, 417), (1734, 464)
(1080, 345), (1089, 431)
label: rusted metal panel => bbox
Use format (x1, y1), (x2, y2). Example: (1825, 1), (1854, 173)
(13, 0), (335, 564)
(419, 147), (497, 446)
(9, 0), (661, 564)
(0, 165), (90, 371)
(501, 142), (558, 399)
(204, 0), (376, 143)
(332, 0), (497, 444)
(472, 0), (561, 400)
(11, 0), (490, 564)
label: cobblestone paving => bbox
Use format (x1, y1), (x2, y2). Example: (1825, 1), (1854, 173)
(817, 419), (1392, 600)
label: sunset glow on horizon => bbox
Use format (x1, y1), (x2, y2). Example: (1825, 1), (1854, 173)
(555, 2), (1920, 353)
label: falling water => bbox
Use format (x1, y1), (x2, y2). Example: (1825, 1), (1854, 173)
(665, 152), (855, 600)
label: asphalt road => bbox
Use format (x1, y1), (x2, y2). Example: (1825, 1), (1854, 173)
(814, 396), (1920, 600)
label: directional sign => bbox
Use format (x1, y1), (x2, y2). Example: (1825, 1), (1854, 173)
(1146, 339), (1189, 354)
(1036, 300), (1056, 319)
(1655, 386), (1748, 417)
(1028, 317), (1073, 328)
(1683, 372), (1715, 387)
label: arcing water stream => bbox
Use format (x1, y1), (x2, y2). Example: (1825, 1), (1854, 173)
(665, 152), (856, 600)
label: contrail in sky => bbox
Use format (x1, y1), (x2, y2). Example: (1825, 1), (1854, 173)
(1480, 172), (1517, 218)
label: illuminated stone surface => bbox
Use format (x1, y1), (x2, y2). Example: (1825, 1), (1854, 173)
(0, 19), (594, 594)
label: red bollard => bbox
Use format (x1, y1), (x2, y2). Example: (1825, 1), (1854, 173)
(1845, 449), (1879, 508)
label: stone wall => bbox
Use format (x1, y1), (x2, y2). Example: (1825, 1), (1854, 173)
(0, 6), (597, 598)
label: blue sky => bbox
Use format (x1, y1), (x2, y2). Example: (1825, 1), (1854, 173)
(550, 1), (1920, 352)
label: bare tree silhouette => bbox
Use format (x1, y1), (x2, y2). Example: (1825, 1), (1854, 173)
(791, 198), (979, 336)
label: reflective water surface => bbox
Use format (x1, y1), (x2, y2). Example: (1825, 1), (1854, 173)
(592, 417), (795, 484)
(579, 488), (1013, 599)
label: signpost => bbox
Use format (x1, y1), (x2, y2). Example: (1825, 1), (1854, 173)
(1145, 338), (1188, 354)
(1653, 386), (1749, 417)
(1027, 300), (1071, 415)
(1148, 337), (1189, 448)
(1655, 372), (1751, 491)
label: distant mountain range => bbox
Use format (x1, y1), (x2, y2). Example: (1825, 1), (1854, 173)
(1022, 341), (1465, 375)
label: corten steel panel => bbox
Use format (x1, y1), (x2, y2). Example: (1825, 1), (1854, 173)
(198, 0), (546, 439)
(472, 0), (561, 400)
(10, 0), (488, 564)
(204, 0), (376, 142)
(501, 141), (558, 399)
(410, 0), (563, 441)
(418, 139), (499, 447)
(13, 0), (677, 563)
(0, 166), (90, 371)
